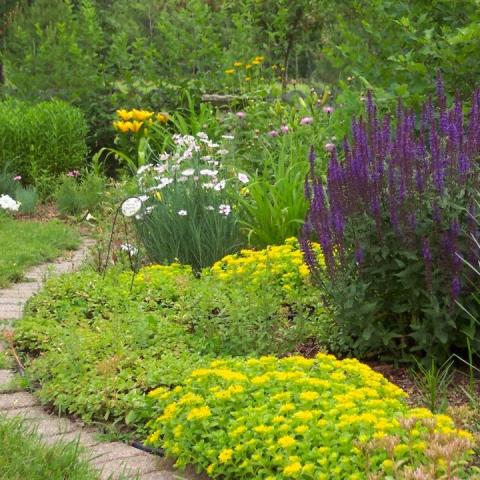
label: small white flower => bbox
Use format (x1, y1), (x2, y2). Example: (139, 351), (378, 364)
(178, 176), (188, 182)
(85, 213), (95, 221)
(205, 205), (215, 211)
(200, 169), (218, 177)
(154, 164), (168, 173)
(137, 164), (153, 176)
(237, 172), (249, 184)
(197, 131), (209, 140)
(214, 180), (226, 191)
(207, 160), (219, 167)
(217, 149), (229, 156)
(156, 177), (174, 189)
(178, 209), (188, 216)
(222, 134), (234, 140)
(138, 195), (148, 202)
(218, 204), (231, 216)
(120, 243), (138, 256)
(202, 182), (215, 189)
(158, 153), (170, 161)
(201, 155), (212, 161)
(181, 168), (195, 176)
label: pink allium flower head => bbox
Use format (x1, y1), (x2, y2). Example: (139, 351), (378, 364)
(13, 175), (22, 181)
(236, 111), (246, 119)
(67, 170), (80, 177)
(324, 143), (336, 152)
(280, 125), (289, 134)
(300, 116), (313, 126)
(323, 106), (334, 115)
(268, 130), (279, 137)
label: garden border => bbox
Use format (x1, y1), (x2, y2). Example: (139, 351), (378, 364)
(0, 236), (199, 480)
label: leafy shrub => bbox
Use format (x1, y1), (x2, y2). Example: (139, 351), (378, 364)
(302, 79), (480, 360)
(145, 354), (475, 479)
(0, 98), (88, 182)
(134, 133), (246, 271)
(15, 185), (39, 215)
(55, 171), (105, 216)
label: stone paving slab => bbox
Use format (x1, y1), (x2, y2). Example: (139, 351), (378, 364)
(88, 441), (150, 465)
(0, 391), (40, 409)
(43, 427), (101, 448)
(0, 369), (13, 388)
(97, 455), (161, 480)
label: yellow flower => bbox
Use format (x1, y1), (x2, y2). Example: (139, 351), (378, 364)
(156, 112), (170, 123)
(207, 464), (215, 475)
(279, 403), (295, 414)
(381, 459), (394, 471)
(130, 120), (143, 133)
(245, 76), (251, 81)
(293, 410), (314, 422)
(146, 430), (160, 444)
(283, 462), (302, 477)
(254, 425), (274, 434)
(114, 121), (131, 133)
(295, 425), (308, 435)
(159, 403), (178, 421)
(225, 69), (235, 75)
(187, 406), (211, 421)
(218, 448), (234, 463)
(299, 391), (319, 402)
(278, 435), (296, 448)
(234, 61), (243, 67)
(148, 387), (166, 398)
(116, 109), (132, 120)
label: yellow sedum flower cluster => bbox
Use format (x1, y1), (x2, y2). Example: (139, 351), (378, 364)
(113, 108), (170, 133)
(146, 354), (475, 479)
(210, 237), (321, 292)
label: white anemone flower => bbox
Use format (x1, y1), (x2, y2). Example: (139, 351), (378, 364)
(200, 169), (218, 176)
(120, 243), (138, 256)
(237, 173), (249, 184)
(178, 210), (188, 216)
(214, 180), (226, 191)
(219, 204), (231, 216)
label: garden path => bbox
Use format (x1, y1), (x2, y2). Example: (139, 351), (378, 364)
(0, 237), (198, 480)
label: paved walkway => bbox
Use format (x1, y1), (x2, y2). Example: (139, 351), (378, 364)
(0, 237), (199, 480)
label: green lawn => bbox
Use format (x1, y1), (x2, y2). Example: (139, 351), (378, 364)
(0, 417), (100, 480)
(0, 215), (80, 287)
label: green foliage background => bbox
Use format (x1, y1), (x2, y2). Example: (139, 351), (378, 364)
(3, 0), (479, 150)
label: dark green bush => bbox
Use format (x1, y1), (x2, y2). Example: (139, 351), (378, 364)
(0, 98), (88, 182)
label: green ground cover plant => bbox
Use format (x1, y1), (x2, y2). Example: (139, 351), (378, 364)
(0, 215), (80, 287)
(0, 416), (100, 480)
(145, 355), (477, 480)
(14, 240), (329, 434)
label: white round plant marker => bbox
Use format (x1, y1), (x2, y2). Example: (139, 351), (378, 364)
(121, 197), (143, 217)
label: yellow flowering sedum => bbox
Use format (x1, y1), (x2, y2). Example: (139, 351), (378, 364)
(210, 237), (322, 292)
(145, 353), (475, 479)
